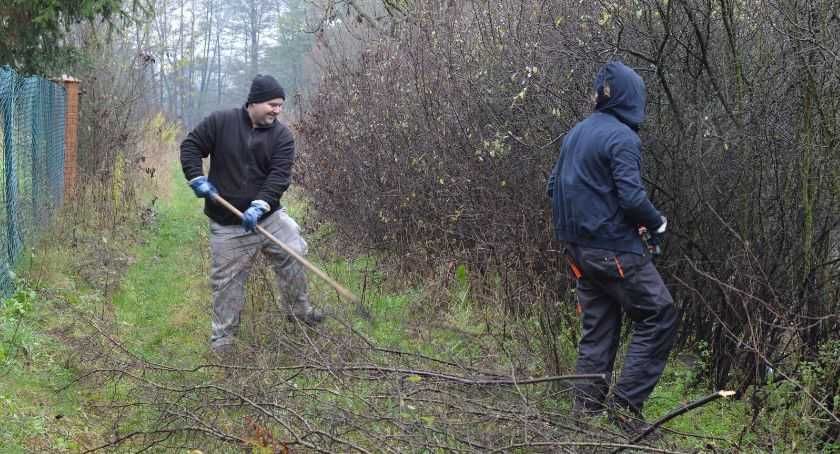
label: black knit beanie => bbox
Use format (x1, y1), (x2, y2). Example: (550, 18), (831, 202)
(247, 74), (285, 104)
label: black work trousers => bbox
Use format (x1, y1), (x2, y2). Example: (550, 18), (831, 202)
(566, 243), (678, 413)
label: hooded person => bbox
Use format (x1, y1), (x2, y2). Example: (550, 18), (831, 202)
(180, 74), (324, 355)
(547, 61), (678, 438)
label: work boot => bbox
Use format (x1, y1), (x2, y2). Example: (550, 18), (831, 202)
(607, 399), (663, 442)
(570, 393), (606, 419)
(209, 342), (235, 361)
(287, 308), (325, 326)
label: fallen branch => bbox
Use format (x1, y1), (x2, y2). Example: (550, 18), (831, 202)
(613, 390), (736, 452)
(495, 441), (686, 453)
(335, 365), (605, 386)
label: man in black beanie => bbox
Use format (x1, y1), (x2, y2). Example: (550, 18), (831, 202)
(181, 74), (323, 355)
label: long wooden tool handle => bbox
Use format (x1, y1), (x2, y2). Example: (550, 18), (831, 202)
(211, 193), (359, 303)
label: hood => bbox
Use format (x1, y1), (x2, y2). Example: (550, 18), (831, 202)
(593, 61), (646, 129)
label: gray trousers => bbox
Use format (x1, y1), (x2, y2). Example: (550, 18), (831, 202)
(209, 209), (312, 348)
(566, 243), (678, 413)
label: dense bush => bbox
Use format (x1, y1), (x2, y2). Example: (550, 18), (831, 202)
(297, 0), (840, 433)
(298, 2), (594, 307)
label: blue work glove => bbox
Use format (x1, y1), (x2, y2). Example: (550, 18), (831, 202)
(242, 200), (270, 232)
(188, 176), (217, 198)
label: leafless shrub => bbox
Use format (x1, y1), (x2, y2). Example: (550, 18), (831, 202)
(296, 0), (840, 441)
(70, 22), (159, 182)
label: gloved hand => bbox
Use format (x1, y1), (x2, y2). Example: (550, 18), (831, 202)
(655, 215), (667, 234)
(242, 200), (270, 232)
(188, 176), (217, 199)
(649, 216), (667, 256)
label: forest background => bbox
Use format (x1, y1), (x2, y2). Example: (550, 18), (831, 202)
(0, 0), (838, 452)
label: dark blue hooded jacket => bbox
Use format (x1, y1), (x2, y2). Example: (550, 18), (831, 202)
(547, 61), (663, 255)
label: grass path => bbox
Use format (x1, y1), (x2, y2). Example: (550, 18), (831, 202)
(110, 179), (210, 362)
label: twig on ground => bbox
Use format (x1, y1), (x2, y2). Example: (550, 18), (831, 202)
(612, 390), (736, 452)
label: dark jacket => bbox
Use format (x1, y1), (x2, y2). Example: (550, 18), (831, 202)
(180, 107), (296, 225)
(547, 62), (663, 255)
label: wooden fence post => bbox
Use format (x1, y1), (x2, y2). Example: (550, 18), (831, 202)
(61, 76), (80, 199)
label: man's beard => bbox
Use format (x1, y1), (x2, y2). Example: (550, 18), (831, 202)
(258, 115), (276, 126)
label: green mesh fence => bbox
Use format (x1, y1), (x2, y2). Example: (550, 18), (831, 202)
(0, 66), (66, 296)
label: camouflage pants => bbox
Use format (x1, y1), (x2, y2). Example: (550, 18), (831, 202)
(208, 209), (311, 349)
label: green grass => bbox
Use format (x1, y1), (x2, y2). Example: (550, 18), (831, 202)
(646, 363), (750, 449)
(0, 164), (213, 451)
(0, 282), (91, 452)
(110, 174), (209, 363)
